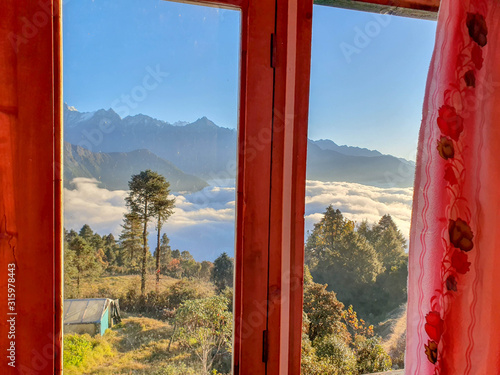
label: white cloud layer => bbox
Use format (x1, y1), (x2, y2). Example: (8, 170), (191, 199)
(64, 179), (237, 261)
(64, 178), (413, 261)
(304, 180), (413, 240)
(64, 178), (128, 235)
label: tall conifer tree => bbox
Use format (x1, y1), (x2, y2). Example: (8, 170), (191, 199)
(126, 170), (172, 296)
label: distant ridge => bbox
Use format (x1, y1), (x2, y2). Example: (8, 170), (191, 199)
(312, 139), (383, 158)
(64, 142), (208, 192)
(306, 141), (415, 188)
(64, 105), (415, 188)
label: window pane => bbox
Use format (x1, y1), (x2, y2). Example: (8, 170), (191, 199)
(302, 6), (436, 374)
(63, 1), (240, 374)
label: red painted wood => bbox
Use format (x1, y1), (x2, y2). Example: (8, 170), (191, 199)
(0, 1), (59, 374)
(266, 0), (290, 368)
(233, 0), (276, 373)
(0, 8), (20, 373)
(352, 0), (439, 11)
(265, 0), (313, 372)
(232, 0), (247, 371)
(53, 0), (64, 372)
(287, 0), (313, 372)
(1, 0), (275, 373)
(0, 0), (309, 373)
(0, 0), (439, 374)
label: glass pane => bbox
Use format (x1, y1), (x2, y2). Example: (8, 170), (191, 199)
(63, 1), (240, 374)
(302, 6), (436, 375)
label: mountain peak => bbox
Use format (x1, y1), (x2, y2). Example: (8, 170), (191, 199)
(63, 103), (98, 126)
(64, 102), (79, 112)
(187, 116), (218, 129)
(123, 113), (170, 127)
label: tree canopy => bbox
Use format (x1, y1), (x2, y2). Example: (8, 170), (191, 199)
(211, 252), (234, 292)
(305, 205), (408, 321)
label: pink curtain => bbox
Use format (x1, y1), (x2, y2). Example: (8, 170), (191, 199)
(406, 0), (500, 373)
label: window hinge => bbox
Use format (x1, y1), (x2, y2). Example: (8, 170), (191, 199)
(262, 329), (269, 362)
(270, 33), (276, 68)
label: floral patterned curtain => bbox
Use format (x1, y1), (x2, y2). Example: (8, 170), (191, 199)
(406, 0), (500, 373)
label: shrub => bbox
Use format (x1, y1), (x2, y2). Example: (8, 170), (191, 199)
(63, 332), (114, 372)
(176, 295), (232, 375)
(301, 332), (340, 375)
(314, 334), (357, 375)
(63, 334), (93, 367)
(119, 279), (213, 319)
(166, 280), (200, 310)
(354, 336), (392, 374)
(302, 282), (350, 343)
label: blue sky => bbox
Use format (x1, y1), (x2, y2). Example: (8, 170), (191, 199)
(63, 1), (437, 258)
(309, 7), (436, 159)
(63, 0), (241, 129)
(63, 0), (436, 159)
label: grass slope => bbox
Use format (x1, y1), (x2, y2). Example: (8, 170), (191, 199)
(65, 274), (218, 374)
(64, 316), (201, 375)
(377, 304), (407, 369)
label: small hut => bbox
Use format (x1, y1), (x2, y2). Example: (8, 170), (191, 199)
(63, 298), (121, 336)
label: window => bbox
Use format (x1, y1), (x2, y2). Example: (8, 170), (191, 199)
(302, 4), (436, 373)
(0, 1), (439, 374)
(63, 1), (241, 373)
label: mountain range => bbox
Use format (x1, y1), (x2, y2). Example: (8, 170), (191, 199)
(64, 104), (236, 179)
(64, 104), (415, 190)
(306, 141), (415, 188)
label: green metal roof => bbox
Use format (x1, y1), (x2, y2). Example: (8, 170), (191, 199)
(63, 298), (109, 325)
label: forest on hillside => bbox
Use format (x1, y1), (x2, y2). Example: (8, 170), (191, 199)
(305, 206), (408, 323)
(64, 171), (407, 375)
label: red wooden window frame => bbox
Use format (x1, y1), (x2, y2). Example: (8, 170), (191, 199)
(317, 0), (439, 19)
(0, 0), (438, 374)
(323, 0), (439, 12)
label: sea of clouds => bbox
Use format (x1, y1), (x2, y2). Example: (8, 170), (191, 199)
(64, 178), (414, 261)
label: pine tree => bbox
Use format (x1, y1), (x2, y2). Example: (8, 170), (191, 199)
(119, 212), (143, 273)
(67, 235), (102, 297)
(180, 250), (201, 279)
(103, 234), (120, 269)
(152, 189), (175, 293)
(360, 215), (408, 318)
(305, 205), (354, 268)
(305, 206), (382, 317)
(199, 261), (214, 281)
(66, 229), (79, 243)
(211, 252), (234, 292)
(171, 249), (181, 259)
(64, 240), (78, 298)
(79, 224), (93, 240)
(154, 233), (172, 274)
(126, 170), (172, 296)
(371, 215), (406, 270)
